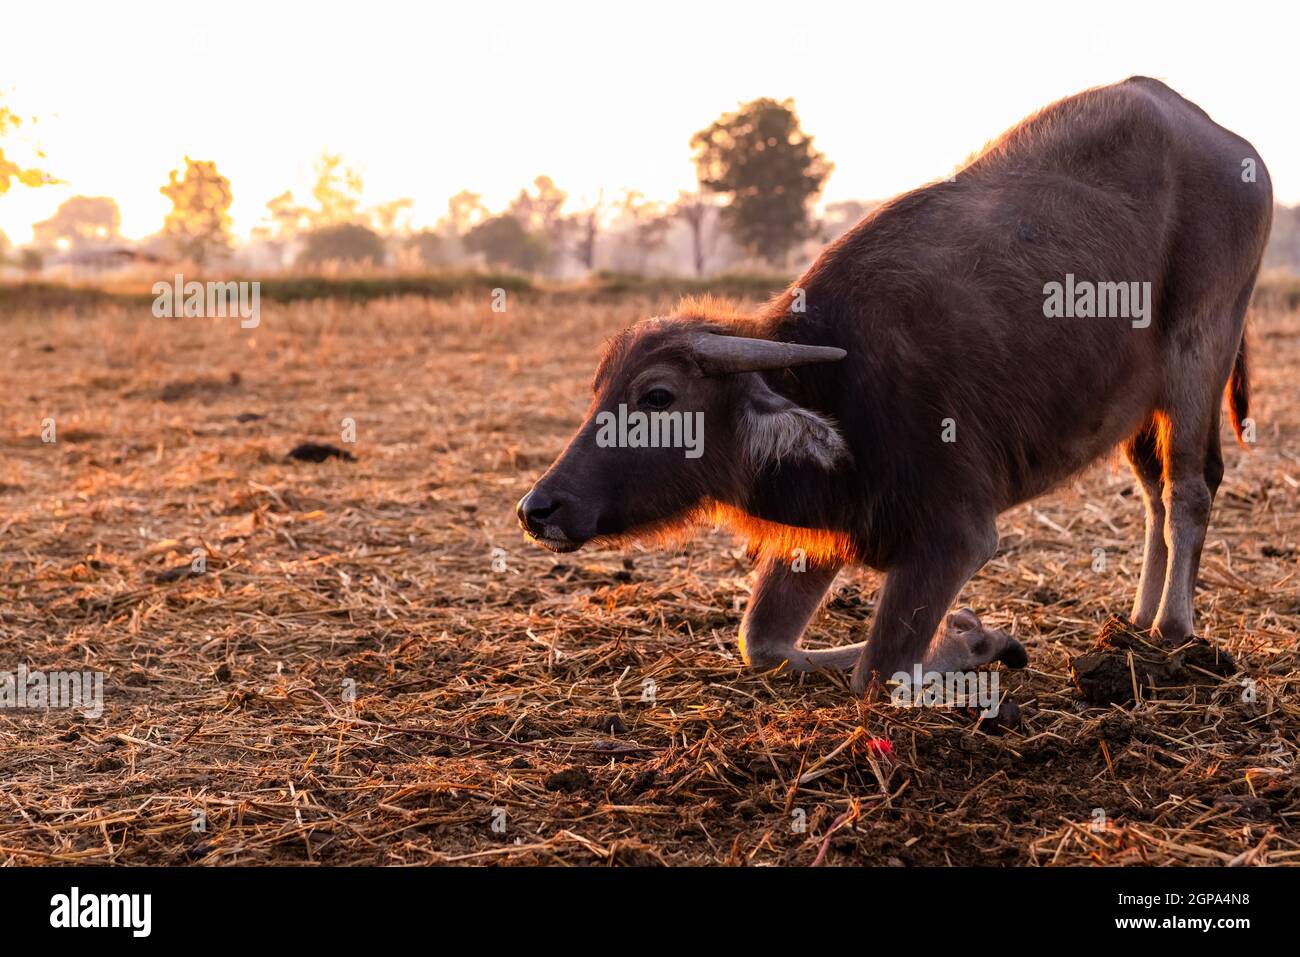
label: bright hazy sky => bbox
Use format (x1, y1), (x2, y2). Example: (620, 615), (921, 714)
(2, 0), (1297, 244)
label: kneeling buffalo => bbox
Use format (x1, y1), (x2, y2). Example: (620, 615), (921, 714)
(518, 77), (1271, 696)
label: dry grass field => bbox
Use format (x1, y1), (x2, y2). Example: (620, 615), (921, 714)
(1, 287), (1297, 865)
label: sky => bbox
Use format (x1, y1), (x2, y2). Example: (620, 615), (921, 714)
(1, 0), (1298, 244)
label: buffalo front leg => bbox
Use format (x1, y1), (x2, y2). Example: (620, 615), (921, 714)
(739, 556), (867, 671)
(849, 523), (1025, 696)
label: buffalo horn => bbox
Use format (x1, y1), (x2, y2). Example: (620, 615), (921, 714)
(691, 332), (847, 375)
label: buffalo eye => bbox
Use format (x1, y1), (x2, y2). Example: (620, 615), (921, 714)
(640, 387), (674, 409)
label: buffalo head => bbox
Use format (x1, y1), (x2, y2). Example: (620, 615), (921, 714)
(516, 316), (849, 552)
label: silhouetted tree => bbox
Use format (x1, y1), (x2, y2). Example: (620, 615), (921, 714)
(691, 97), (831, 265)
(610, 190), (670, 273)
(673, 191), (719, 277)
(370, 197), (414, 236)
(570, 191), (604, 271)
(265, 190), (310, 239)
(160, 157), (233, 265)
(33, 196), (121, 249)
(509, 176), (565, 233)
(309, 152), (364, 226)
(298, 222), (386, 266)
(406, 230), (447, 266)
(509, 175), (571, 271)
(443, 190), (488, 237)
(463, 214), (546, 272)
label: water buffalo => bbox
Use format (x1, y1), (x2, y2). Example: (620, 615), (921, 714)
(517, 76), (1272, 696)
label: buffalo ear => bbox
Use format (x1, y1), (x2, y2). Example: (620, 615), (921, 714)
(739, 374), (850, 471)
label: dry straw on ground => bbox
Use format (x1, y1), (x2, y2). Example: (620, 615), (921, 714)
(0, 288), (1296, 865)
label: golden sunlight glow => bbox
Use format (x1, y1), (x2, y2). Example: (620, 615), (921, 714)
(708, 502), (858, 567)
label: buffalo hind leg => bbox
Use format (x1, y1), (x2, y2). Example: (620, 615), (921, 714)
(849, 520), (1026, 696)
(1124, 420), (1167, 629)
(926, 607), (1028, 673)
(1152, 408), (1220, 641)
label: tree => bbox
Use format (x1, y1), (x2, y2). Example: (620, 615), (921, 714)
(443, 190), (488, 238)
(462, 214), (546, 272)
(247, 190), (308, 269)
(160, 157), (233, 265)
(370, 197), (414, 236)
(509, 176), (565, 231)
(405, 229), (447, 267)
(610, 190), (670, 274)
(0, 98), (53, 196)
(569, 191), (604, 272)
(691, 97), (831, 265)
(298, 222), (386, 266)
(33, 196), (121, 249)
(673, 191), (719, 277)
(264, 189), (310, 240)
(309, 152), (364, 227)
(509, 175), (571, 271)
(269, 152), (410, 238)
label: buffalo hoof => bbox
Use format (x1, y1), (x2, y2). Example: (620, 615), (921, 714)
(940, 607), (1028, 671)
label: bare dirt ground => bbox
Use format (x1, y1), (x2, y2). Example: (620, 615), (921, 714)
(1, 289), (1297, 865)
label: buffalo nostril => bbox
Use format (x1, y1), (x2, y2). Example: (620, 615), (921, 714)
(531, 502), (559, 521)
(517, 491), (562, 531)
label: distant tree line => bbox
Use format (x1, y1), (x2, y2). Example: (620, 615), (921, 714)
(1, 98), (840, 275)
(5, 90), (1300, 278)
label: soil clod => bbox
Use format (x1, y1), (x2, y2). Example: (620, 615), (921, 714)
(288, 442), (357, 463)
(1070, 614), (1237, 705)
(543, 767), (592, 793)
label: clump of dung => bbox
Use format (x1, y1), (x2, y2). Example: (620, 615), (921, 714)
(1070, 614), (1236, 705)
(288, 442), (357, 463)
